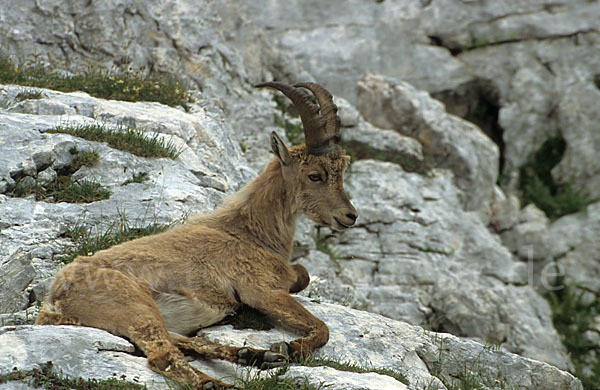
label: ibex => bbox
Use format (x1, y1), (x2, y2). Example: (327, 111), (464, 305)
(36, 82), (358, 389)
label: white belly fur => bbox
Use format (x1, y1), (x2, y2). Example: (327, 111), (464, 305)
(153, 292), (229, 335)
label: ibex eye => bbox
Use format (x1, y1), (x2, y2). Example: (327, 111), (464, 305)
(308, 174), (321, 182)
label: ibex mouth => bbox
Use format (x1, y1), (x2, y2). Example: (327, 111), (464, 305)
(333, 217), (352, 230)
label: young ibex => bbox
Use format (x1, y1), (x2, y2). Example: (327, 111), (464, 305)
(36, 82), (358, 389)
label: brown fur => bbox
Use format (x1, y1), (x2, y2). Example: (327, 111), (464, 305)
(36, 137), (357, 389)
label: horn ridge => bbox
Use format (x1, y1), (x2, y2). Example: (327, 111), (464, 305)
(256, 81), (341, 155)
(294, 82), (341, 142)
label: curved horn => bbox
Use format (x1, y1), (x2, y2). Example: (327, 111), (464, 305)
(256, 81), (341, 156)
(294, 82), (341, 144)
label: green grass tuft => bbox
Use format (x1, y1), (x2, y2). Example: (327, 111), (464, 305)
(60, 214), (175, 264)
(236, 369), (326, 390)
(5, 148), (110, 203)
(546, 277), (600, 389)
(15, 88), (44, 101)
(123, 171), (149, 185)
(519, 136), (595, 219)
(0, 53), (194, 109)
(48, 123), (182, 159)
(72, 149), (101, 170)
(51, 178), (111, 203)
(297, 355), (409, 386)
(0, 362), (146, 389)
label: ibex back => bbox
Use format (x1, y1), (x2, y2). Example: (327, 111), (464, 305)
(36, 82), (358, 389)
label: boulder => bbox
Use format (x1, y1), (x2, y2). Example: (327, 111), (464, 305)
(0, 298), (583, 389)
(0, 251), (35, 314)
(299, 159), (571, 370)
(0, 85), (252, 262)
(356, 74), (499, 214)
(550, 202), (600, 295)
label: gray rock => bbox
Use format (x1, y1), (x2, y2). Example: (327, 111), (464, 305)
(282, 366), (408, 390)
(205, 298), (581, 389)
(501, 204), (552, 260)
(36, 167), (57, 186)
(491, 191), (521, 232)
(228, 0), (600, 205)
(0, 325), (170, 388)
(550, 202), (600, 295)
(342, 121), (424, 171)
(302, 159), (571, 370)
(225, 0), (472, 104)
(335, 96), (360, 128)
(0, 251), (35, 314)
(356, 74), (499, 214)
(553, 78), (600, 197)
(1, 299), (580, 389)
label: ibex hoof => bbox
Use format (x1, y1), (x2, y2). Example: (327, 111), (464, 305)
(269, 341), (289, 356)
(237, 347), (287, 369)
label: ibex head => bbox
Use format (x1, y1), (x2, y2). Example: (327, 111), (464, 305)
(256, 82), (358, 231)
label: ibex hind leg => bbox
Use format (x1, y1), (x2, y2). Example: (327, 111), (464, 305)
(172, 333), (287, 370)
(38, 263), (230, 389)
(36, 303), (82, 325)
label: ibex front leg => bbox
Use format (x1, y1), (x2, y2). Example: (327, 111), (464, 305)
(243, 289), (329, 358)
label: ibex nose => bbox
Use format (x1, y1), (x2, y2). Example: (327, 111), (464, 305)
(346, 212), (358, 224)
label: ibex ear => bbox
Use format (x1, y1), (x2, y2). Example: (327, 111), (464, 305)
(270, 131), (292, 166)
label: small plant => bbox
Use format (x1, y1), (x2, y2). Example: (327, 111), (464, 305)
(0, 53), (193, 109)
(51, 178), (111, 203)
(297, 355), (409, 386)
(0, 362), (146, 389)
(519, 136), (595, 219)
(5, 147), (109, 203)
(7, 176), (110, 203)
(48, 123), (182, 159)
(72, 149), (100, 171)
(235, 368), (325, 390)
(546, 276), (600, 389)
(60, 214), (175, 264)
(312, 228), (340, 268)
(15, 88), (44, 101)
(124, 171), (149, 185)
(424, 333), (515, 390)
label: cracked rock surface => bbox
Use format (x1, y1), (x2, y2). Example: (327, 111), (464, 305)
(0, 299), (583, 390)
(0, 0), (598, 388)
(230, 0), (600, 195)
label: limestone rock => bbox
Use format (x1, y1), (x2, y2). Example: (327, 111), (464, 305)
(301, 159), (571, 370)
(0, 85), (253, 263)
(501, 204), (552, 261)
(553, 78), (600, 197)
(0, 251), (35, 314)
(2, 297), (581, 389)
(0, 325), (170, 388)
(228, 0), (600, 200)
(356, 73), (499, 213)
(550, 202), (600, 295)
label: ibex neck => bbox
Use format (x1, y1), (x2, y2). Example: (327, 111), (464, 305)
(202, 159), (299, 259)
